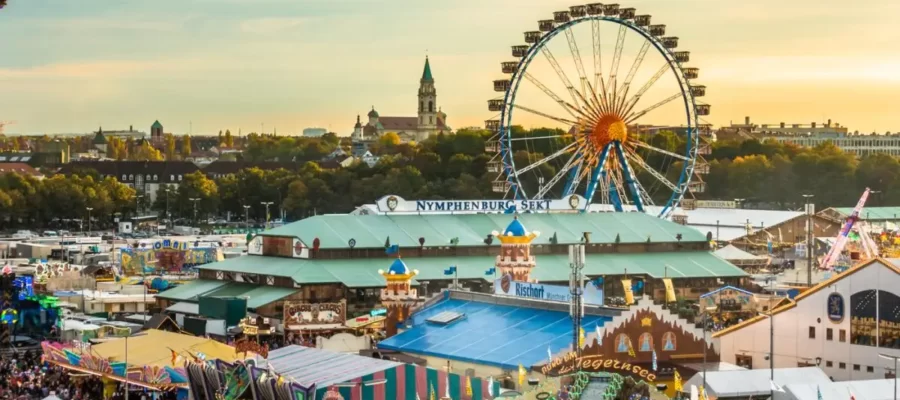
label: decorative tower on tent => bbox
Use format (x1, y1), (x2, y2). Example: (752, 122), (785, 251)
(492, 215), (540, 282)
(379, 256), (419, 337)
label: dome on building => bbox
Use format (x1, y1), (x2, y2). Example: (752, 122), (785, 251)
(504, 216), (527, 237)
(387, 258), (410, 275)
(367, 107), (379, 118)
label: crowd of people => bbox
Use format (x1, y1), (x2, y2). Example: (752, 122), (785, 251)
(0, 349), (177, 400)
(0, 349), (103, 400)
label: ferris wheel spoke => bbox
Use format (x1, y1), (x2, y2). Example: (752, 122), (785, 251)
(625, 93), (682, 124)
(540, 47), (582, 110)
(630, 140), (690, 161)
(622, 146), (678, 192)
(563, 27), (590, 103)
(509, 134), (574, 142)
(523, 72), (581, 120)
(584, 143), (613, 205)
(613, 141), (646, 212)
(591, 19), (603, 92)
(607, 25), (628, 114)
(514, 142), (579, 176)
(615, 40), (652, 116)
(544, 151), (582, 198)
(513, 104), (578, 126)
(620, 63), (669, 118)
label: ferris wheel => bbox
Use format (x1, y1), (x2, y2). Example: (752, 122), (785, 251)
(485, 4), (712, 218)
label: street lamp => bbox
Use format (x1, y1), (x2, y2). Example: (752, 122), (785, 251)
(802, 194), (815, 287)
(261, 202), (274, 229)
(879, 353), (899, 400)
(762, 281), (776, 400)
(86, 207), (93, 235)
(243, 205), (251, 231)
(189, 198), (200, 227)
(164, 187), (171, 226)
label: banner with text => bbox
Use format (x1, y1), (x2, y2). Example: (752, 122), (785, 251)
(494, 275), (604, 306)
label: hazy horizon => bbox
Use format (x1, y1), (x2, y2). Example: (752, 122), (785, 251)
(2, 0), (899, 135)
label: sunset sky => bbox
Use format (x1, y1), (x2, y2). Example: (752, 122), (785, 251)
(1, 0), (898, 135)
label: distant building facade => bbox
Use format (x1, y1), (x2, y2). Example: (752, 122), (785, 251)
(351, 57), (450, 155)
(302, 128), (327, 137)
(720, 116), (900, 157)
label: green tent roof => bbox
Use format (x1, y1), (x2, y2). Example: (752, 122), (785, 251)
(154, 279), (228, 301)
(832, 206), (900, 221)
(421, 57), (433, 81)
(261, 212), (707, 250)
(199, 251), (746, 288)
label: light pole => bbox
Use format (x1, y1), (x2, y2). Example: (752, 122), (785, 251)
(243, 205), (251, 231)
(763, 280), (776, 400)
(165, 187), (171, 227)
(86, 207), (93, 235)
(189, 198), (200, 227)
(569, 244), (585, 373)
(135, 194), (144, 217)
(802, 194), (815, 287)
(879, 353), (899, 400)
(261, 202), (274, 229)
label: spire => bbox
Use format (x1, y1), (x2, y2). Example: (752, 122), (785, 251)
(354, 115), (362, 129)
(421, 56), (433, 81)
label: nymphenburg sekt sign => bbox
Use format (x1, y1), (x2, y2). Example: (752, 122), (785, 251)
(374, 194), (589, 214)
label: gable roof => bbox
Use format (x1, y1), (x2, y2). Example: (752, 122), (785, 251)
(0, 162), (41, 177)
(379, 116), (418, 131)
(712, 257), (900, 338)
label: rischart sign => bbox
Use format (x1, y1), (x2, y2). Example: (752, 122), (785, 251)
(494, 275), (604, 305)
(542, 352), (657, 381)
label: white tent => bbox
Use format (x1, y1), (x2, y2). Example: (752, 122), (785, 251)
(715, 244), (770, 266)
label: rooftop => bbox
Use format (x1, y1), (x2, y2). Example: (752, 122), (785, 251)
(831, 206), (900, 221)
(779, 379), (900, 400)
(262, 212), (708, 250)
(684, 367), (830, 398)
(377, 292), (613, 370)
(155, 281), (296, 308)
(253, 345), (401, 389)
(199, 250), (746, 288)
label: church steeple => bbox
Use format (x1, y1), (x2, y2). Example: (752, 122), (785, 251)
(421, 56), (433, 82)
(417, 56), (437, 131)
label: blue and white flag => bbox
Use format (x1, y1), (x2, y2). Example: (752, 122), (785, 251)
(595, 324), (603, 345)
(548, 346), (553, 362)
(443, 266), (457, 275)
(652, 349), (658, 371)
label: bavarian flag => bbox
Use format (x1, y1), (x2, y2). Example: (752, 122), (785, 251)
(674, 370), (683, 392)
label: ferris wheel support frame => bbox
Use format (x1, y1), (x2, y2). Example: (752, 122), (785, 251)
(495, 14), (701, 218)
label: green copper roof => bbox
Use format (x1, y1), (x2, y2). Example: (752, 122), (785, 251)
(151, 120), (163, 129)
(92, 131), (107, 145)
(261, 212), (707, 250)
(421, 57), (433, 81)
(199, 251), (746, 288)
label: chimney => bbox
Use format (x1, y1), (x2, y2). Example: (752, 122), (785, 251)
(129, 125), (133, 132)
(827, 119), (832, 127)
(812, 122), (816, 128)
(780, 122), (785, 128)
(745, 116), (750, 125)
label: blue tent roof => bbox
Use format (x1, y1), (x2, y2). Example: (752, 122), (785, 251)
(378, 296), (611, 370)
(504, 217), (527, 236)
(387, 258), (410, 275)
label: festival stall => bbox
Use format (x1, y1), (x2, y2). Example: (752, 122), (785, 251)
(41, 329), (246, 398)
(713, 245), (770, 270)
(120, 238), (224, 275)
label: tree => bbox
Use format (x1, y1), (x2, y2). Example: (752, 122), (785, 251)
(182, 135), (192, 157)
(165, 134), (177, 160)
(131, 140), (164, 161)
(176, 171), (218, 222)
(379, 132), (401, 147)
(223, 130), (234, 148)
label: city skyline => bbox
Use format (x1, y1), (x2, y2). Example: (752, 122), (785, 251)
(1, 0), (899, 135)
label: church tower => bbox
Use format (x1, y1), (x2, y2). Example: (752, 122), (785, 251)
(351, 115), (363, 140)
(492, 216), (540, 282)
(417, 56), (437, 132)
(379, 256), (419, 337)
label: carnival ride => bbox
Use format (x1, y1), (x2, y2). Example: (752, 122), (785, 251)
(486, 4), (712, 218)
(820, 188), (870, 271)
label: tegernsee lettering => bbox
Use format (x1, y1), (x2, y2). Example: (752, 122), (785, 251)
(541, 352), (657, 381)
(415, 200), (552, 212)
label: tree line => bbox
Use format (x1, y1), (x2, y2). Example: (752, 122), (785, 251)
(1, 128), (896, 229)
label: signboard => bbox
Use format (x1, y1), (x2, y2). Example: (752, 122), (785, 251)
(374, 194), (588, 213)
(541, 351), (658, 381)
(694, 200), (737, 209)
(827, 293), (844, 322)
(493, 274), (603, 305)
(263, 236), (292, 257)
(248, 236), (263, 256)
(292, 238), (309, 259)
(283, 301), (346, 330)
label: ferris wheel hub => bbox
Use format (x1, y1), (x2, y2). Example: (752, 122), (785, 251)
(589, 114), (628, 149)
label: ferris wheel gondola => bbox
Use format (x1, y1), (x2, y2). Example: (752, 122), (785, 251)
(485, 3), (711, 218)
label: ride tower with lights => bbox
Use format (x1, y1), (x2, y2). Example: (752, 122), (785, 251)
(379, 256), (419, 337)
